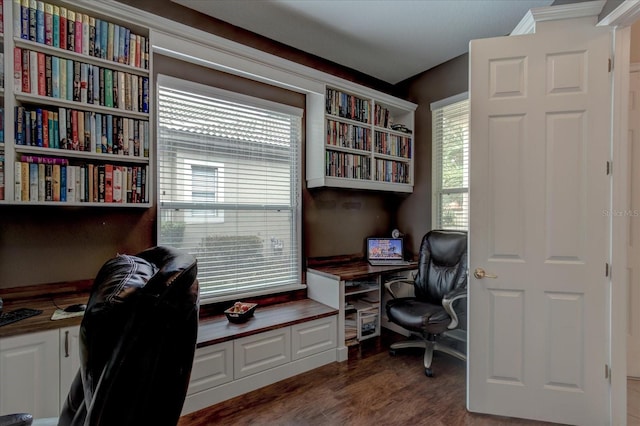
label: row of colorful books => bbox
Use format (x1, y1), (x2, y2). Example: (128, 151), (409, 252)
(326, 119), (371, 151)
(374, 104), (394, 129)
(14, 155), (148, 203)
(14, 0), (149, 69)
(15, 105), (149, 157)
(15, 47), (150, 113)
(325, 150), (371, 180)
(374, 159), (410, 184)
(373, 131), (412, 159)
(326, 88), (371, 124)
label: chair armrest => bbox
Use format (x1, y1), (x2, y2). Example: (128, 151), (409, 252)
(442, 289), (467, 330)
(0, 414), (33, 426)
(384, 278), (415, 299)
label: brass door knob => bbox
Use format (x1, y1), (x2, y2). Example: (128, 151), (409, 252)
(474, 267), (497, 279)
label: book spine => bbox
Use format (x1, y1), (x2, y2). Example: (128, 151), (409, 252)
(92, 65), (100, 105)
(29, 50), (37, 95)
(94, 18), (101, 57)
(20, 155), (68, 165)
(37, 51), (45, 96)
(106, 114), (112, 153)
(104, 68), (113, 107)
(14, 47), (22, 92)
(98, 164), (104, 202)
(14, 161), (21, 200)
(44, 2), (52, 45)
(60, 165), (66, 201)
(129, 32), (136, 68)
(15, 106), (24, 145)
(77, 110), (85, 151)
(51, 55), (59, 98)
(22, 162), (30, 201)
(35, 107), (42, 147)
(44, 163), (52, 201)
(89, 17), (96, 58)
(66, 59), (73, 101)
(37, 163), (44, 201)
(35, 0), (43, 44)
(29, 111), (36, 146)
(105, 164), (113, 202)
(52, 164), (60, 201)
(74, 12), (82, 54)
(23, 108), (31, 145)
(122, 116), (128, 155)
(66, 10), (74, 52)
(52, 111), (58, 149)
(28, 0), (36, 41)
(71, 109), (78, 149)
(117, 71), (125, 110)
(59, 6), (66, 50)
(107, 22), (114, 62)
(41, 108), (48, 147)
(72, 60), (80, 102)
(82, 13), (89, 56)
(52, 5), (59, 48)
(29, 163), (38, 201)
(80, 62), (88, 103)
(58, 107), (66, 149)
(20, 0), (28, 39)
(100, 20), (108, 59)
(67, 165), (74, 201)
(44, 53), (52, 97)
(89, 112), (97, 153)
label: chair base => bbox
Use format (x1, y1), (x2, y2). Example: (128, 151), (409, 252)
(389, 332), (466, 377)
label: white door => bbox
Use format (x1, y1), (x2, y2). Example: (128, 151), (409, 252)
(628, 70), (640, 378)
(468, 14), (612, 426)
(59, 326), (81, 408)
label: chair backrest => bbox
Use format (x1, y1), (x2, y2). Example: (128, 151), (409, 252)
(413, 230), (468, 304)
(58, 246), (199, 426)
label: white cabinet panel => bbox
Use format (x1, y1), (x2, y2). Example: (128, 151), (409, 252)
(291, 316), (337, 361)
(234, 328), (290, 379)
(0, 330), (60, 418)
(59, 326), (81, 408)
(188, 341), (233, 395)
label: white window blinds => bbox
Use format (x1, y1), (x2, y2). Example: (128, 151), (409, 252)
(431, 93), (469, 231)
(157, 75), (302, 301)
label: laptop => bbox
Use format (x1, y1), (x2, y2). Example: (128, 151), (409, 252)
(366, 237), (410, 266)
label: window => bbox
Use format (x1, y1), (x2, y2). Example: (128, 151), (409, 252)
(157, 75), (303, 302)
(431, 93), (469, 230)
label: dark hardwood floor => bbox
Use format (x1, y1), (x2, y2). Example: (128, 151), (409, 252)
(179, 330), (561, 426)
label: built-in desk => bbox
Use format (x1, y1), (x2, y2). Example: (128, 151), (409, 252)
(307, 260), (417, 361)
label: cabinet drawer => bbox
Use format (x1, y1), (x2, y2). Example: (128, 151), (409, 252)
(188, 341), (233, 395)
(234, 328), (290, 379)
(291, 316), (337, 360)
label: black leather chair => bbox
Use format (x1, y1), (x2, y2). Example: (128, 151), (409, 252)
(385, 230), (467, 377)
(0, 246), (199, 426)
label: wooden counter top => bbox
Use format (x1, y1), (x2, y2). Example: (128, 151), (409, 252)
(307, 259), (418, 281)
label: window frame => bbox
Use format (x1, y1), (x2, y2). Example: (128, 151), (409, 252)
(431, 92), (469, 231)
(156, 74), (305, 303)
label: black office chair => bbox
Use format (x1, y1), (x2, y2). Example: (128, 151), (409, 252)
(385, 230), (467, 377)
(0, 246), (200, 426)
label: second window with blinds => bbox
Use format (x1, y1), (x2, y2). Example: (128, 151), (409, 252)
(431, 93), (469, 231)
(157, 75), (303, 302)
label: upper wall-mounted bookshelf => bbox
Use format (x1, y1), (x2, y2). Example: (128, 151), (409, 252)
(0, 0), (151, 206)
(307, 84), (417, 193)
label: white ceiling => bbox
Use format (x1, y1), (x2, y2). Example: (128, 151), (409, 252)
(171, 0), (554, 84)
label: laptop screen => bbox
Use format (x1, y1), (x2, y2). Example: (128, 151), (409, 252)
(367, 238), (404, 262)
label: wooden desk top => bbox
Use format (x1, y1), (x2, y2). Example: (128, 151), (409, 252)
(307, 260), (418, 281)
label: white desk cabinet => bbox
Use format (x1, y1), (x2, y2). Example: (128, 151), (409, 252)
(0, 325), (82, 418)
(0, 330), (60, 418)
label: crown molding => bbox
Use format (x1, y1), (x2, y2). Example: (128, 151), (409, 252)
(598, 0), (640, 27)
(511, 0), (606, 35)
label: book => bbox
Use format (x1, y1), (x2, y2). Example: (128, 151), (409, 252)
(36, 51), (45, 96)
(105, 164), (113, 202)
(60, 165), (66, 201)
(58, 107), (66, 149)
(51, 55), (59, 98)
(107, 22), (114, 62)
(21, 161), (30, 201)
(35, 0), (44, 44)
(82, 13), (90, 56)
(13, 47), (22, 92)
(52, 111), (59, 149)
(66, 9), (74, 51)
(20, 155), (69, 165)
(72, 60), (80, 102)
(80, 62), (88, 103)
(44, 54), (52, 97)
(44, 2), (52, 45)
(29, 162), (38, 201)
(41, 108), (48, 147)
(71, 109), (78, 149)
(37, 163), (44, 201)
(0, 155), (4, 200)
(59, 6), (66, 50)
(44, 163), (52, 201)
(113, 166), (122, 202)
(52, 164), (60, 201)
(15, 106), (25, 145)
(66, 59), (73, 101)
(66, 164), (75, 201)
(13, 0), (21, 38)
(20, 0), (29, 40)
(104, 68), (113, 107)
(29, 50), (37, 95)
(35, 107), (43, 147)
(14, 161), (22, 200)
(94, 18), (101, 57)
(52, 5), (59, 48)
(100, 19), (108, 59)
(28, 0), (36, 41)
(74, 12), (82, 54)
(59, 56), (66, 99)
(29, 110), (36, 146)
(92, 65), (100, 104)
(77, 110), (85, 151)
(23, 108), (31, 145)
(97, 164), (104, 202)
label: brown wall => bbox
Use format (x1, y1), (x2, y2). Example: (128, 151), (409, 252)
(0, 0), (412, 288)
(394, 54), (469, 256)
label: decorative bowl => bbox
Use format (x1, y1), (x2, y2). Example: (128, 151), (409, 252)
(224, 302), (258, 324)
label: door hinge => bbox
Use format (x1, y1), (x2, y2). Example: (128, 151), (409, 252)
(605, 364), (611, 383)
(606, 161), (612, 175)
(608, 58), (613, 72)
(605, 262), (610, 277)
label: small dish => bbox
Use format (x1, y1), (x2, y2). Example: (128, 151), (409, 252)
(224, 302), (258, 324)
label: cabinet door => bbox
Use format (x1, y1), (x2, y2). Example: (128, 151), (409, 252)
(0, 330), (60, 418)
(291, 316), (337, 360)
(59, 326), (81, 408)
(187, 341), (233, 395)
(234, 328), (290, 379)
